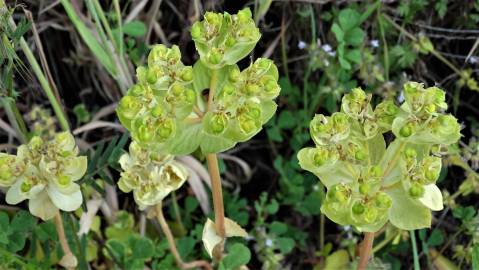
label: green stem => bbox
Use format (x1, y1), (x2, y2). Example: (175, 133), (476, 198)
(16, 35), (70, 131)
(377, 7), (389, 81)
(410, 230), (420, 270)
(171, 191), (186, 232)
(1, 98), (28, 143)
(206, 69), (226, 261)
(6, 12), (70, 131)
(383, 15), (461, 76)
(372, 229), (398, 253)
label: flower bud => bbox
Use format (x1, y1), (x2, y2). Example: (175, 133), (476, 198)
(138, 125), (154, 142)
(205, 12), (222, 26)
(313, 148), (329, 166)
(254, 58), (272, 73)
(171, 84), (184, 96)
(147, 68), (158, 84)
(363, 207), (378, 223)
(245, 83), (260, 95)
(119, 96), (141, 119)
(129, 84), (145, 96)
(229, 67), (241, 82)
(399, 122), (415, 137)
(180, 67), (193, 82)
(327, 184), (351, 204)
(184, 89), (196, 104)
(208, 48), (223, 65)
(225, 36), (236, 47)
(409, 182), (425, 198)
(355, 149), (367, 161)
(359, 183), (370, 195)
(58, 174), (71, 186)
(151, 104), (165, 118)
(404, 148), (417, 159)
(157, 118), (175, 141)
(237, 8), (252, 23)
(222, 84), (235, 95)
(239, 117), (256, 134)
(208, 113), (228, 134)
(352, 201), (366, 215)
(190, 22), (203, 39)
(369, 166), (382, 178)
(21, 181), (32, 193)
(374, 192), (392, 209)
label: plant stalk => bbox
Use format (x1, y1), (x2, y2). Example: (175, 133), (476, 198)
(206, 69), (226, 260)
(8, 17), (70, 132)
(357, 232), (375, 270)
(155, 204), (212, 270)
(53, 212), (76, 270)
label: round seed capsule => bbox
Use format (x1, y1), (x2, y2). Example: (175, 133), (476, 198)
(399, 123), (413, 137)
(352, 202), (366, 215)
(409, 182), (425, 198)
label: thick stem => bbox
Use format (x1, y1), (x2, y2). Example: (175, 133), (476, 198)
(206, 69), (226, 260)
(155, 204), (212, 270)
(357, 232), (375, 270)
(53, 212), (76, 270)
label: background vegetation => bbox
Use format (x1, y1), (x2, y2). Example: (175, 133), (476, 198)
(1, 0), (479, 269)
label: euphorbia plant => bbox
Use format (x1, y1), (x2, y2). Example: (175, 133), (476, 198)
(116, 7), (280, 266)
(2, 131), (87, 268)
(297, 82), (461, 269)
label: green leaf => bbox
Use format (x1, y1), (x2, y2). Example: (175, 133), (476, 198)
(338, 9), (360, 31)
(452, 206), (476, 221)
(220, 243), (251, 270)
(60, 0), (117, 76)
(123, 21), (147, 37)
(11, 210), (36, 233)
(345, 48), (362, 64)
(386, 186), (431, 230)
(278, 111), (295, 129)
(427, 229), (444, 247)
(166, 123), (202, 155)
(345, 27), (364, 46)
(331, 23), (344, 41)
(367, 133), (386, 165)
(338, 55), (351, 70)
(277, 237), (295, 254)
(130, 236), (154, 259)
(269, 221), (288, 235)
(323, 249), (350, 270)
(200, 131), (236, 154)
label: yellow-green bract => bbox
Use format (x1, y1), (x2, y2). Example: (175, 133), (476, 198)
(118, 141), (188, 209)
(116, 8), (280, 155)
(297, 82), (461, 232)
(3, 132), (87, 220)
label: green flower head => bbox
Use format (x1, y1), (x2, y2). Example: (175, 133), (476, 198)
(118, 142), (188, 209)
(5, 132), (86, 220)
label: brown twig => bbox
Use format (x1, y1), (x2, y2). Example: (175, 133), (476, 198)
(155, 204), (212, 270)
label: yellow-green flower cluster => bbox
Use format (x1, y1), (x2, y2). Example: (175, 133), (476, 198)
(118, 142), (188, 209)
(3, 132), (86, 220)
(117, 44), (196, 149)
(203, 58), (280, 142)
(298, 82), (461, 232)
(116, 9), (279, 155)
(191, 8), (261, 68)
